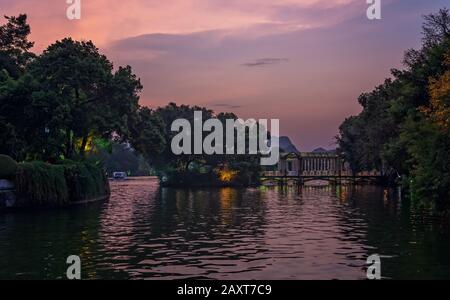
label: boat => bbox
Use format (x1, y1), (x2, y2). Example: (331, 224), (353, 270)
(112, 172), (128, 180)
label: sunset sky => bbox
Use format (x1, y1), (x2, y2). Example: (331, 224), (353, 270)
(1, 0), (448, 150)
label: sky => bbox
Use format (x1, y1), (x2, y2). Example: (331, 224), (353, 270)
(1, 0), (448, 151)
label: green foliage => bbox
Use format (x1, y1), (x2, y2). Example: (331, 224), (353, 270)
(0, 14), (34, 74)
(88, 142), (154, 176)
(128, 106), (166, 162)
(1, 16), (151, 161)
(63, 161), (110, 202)
(337, 8), (450, 206)
(400, 116), (450, 205)
(15, 161), (69, 206)
(0, 154), (17, 178)
(161, 169), (221, 187)
(26, 38), (142, 159)
(14, 161), (109, 207)
(161, 166), (254, 187)
(152, 103), (261, 186)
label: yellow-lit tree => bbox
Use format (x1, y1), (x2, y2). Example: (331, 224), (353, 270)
(422, 56), (450, 132)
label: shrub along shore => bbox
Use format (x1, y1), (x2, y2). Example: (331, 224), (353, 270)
(0, 155), (110, 209)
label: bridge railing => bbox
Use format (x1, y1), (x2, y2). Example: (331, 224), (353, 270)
(261, 169), (383, 178)
(301, 170), (341, 177)
(261, 171), (284, 177)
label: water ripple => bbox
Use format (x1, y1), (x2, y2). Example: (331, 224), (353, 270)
(1, 180), (450, 279)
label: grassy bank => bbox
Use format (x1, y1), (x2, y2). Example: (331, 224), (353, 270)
(12, 160), (110, 208)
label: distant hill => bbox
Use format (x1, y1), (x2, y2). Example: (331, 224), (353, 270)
(279, 136), (300, 153)
(273, 137), (336, 154)
(312, 147), (336, 154)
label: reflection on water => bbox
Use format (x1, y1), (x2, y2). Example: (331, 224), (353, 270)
(1, 179), (450, 279)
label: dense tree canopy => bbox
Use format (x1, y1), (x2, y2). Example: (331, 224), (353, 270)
(0, 15), (163, 162)
(338, 8), (450, 204)
(0, 14), (34, 76)
(27, 38), (145, 159)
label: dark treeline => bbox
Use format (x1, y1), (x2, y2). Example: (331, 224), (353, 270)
(338, 9), (450, 205)
(0, 14), (163, 162)
(88, 143), (153, 177)
(0, 14), (260, 186)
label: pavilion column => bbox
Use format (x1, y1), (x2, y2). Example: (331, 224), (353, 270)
(334, 159), (337, 173)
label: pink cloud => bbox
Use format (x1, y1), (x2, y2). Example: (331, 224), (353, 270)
(1, 0), (364, 51)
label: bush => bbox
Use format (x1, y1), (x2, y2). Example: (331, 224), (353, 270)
(0, 154), (18, 179)
(64, 161), (110, 202)
(14, 160), (109, 207)
(15, 161), (69, 206)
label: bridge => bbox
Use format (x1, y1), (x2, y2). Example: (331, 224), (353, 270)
(261, 152), (383, 186)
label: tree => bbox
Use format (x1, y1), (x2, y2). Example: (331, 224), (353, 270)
(0, 15), (168, 166)
(137, 102), (262, 186)
(152, 102), (215, 171)
(422, 8), (450, 47)
(422, 56), (450, 131)
(0, 14), (35, 159)
(88, 142), (154, 176)
(337, 8), (450, 203)
(337, 116), (364, 173)
(0, 69), (39, 160)
(27, 38), (142, 159)
(128, 106), (166, 163)
(0, 14), (35, 76)
(337, 79), (397, 174)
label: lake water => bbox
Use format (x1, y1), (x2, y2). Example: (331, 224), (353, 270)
(1, 178), (450, 280)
